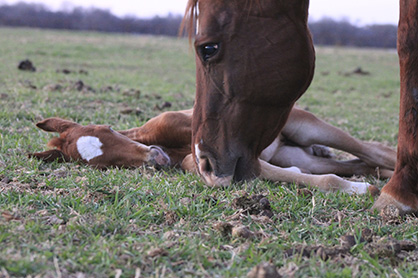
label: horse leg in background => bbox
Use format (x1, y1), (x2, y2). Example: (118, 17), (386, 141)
(261, 138), (393, 178)
(281, 107), (396, 171)
(373, 1), (418, 214)
(258, 159), (379, 195)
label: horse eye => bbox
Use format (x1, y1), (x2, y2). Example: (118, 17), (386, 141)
(201, 43), (219, 61)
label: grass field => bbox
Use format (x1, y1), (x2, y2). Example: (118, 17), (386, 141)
(1, 27), (417, 277)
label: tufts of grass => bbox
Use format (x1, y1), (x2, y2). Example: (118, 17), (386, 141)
(1, 27), (417, 277)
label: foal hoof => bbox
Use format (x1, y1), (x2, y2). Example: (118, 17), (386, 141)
(367, 185), (380, 198)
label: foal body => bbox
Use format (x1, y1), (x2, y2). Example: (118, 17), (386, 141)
(120, 107), (395, 193)
(32, 106), (395, 195)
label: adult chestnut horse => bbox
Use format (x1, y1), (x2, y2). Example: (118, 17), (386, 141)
(373, 1), (418, 214)
(183, 0), (315, 186)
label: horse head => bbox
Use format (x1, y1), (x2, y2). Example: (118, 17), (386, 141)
(184, 0), (315, 186)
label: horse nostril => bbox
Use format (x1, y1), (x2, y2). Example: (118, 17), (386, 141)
(200, 156), (213, 173)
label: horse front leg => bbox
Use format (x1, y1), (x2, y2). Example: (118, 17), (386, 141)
(373, 1), (418, 214)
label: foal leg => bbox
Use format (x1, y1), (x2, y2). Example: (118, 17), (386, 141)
(259, 159), (379, 195)
(282, 107), (396, 170)
(263, 142), (393, 178)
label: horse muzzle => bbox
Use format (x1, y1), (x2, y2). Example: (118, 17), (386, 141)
(195, 146), (259, 187)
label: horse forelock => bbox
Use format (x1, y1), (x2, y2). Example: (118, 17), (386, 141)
(181, 0), (309, 42)
(180, 0), (264, 42)
(180, 0), (199, 43)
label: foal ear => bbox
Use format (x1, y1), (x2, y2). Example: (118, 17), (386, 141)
(36, 118), (79, 133)
(28, 149), (70, 163)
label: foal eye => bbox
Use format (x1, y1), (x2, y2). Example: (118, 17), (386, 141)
(200, 43), (219, 61)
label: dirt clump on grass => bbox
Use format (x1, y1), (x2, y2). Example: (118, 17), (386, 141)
(71, 80), (95, 93)
(18, 59), (36, 72)
(214, 222), (260, 240)
(43, 83), (63, 92)
(164, 210), (178, 225)
(285, 244), (349, 261)
(340, 67), (370, 77)
(286, 228), (416, 263)
(56, 68), (88, 75)
(247, 262), (281, 278)
(232, 194), (273, 218)
(120, 107), (142, 115)
(214, 222), (233, 237)
(231, 225), (255, 239)
(214, 193), (276, 240)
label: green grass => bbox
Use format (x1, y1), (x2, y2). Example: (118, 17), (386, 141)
(1, 27), (417, 277)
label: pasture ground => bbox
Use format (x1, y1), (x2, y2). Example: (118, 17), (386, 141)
(0, 27), (417, 277)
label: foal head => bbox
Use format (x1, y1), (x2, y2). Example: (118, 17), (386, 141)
(31, 118), (170, 169)
(184, 0), (315, 186)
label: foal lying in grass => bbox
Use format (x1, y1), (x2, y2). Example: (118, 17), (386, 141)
(30, 107), (396, 195)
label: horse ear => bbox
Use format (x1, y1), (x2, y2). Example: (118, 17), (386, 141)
(297, 0), (310, 21)
(36, 118), (79, 133)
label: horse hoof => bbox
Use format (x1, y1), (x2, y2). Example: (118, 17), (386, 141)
(371, 192), (417, 215)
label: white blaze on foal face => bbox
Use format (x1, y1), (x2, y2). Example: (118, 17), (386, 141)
(76, 136), (103, 161)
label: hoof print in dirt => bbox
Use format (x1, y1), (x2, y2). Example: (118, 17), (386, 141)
(232, 194), (273, 218)
(18, 59), (36, 72)
(247, 262), (281, 278)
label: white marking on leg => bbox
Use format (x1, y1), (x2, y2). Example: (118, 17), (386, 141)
(284, 166), (302, 174)
(345, 181), (370, 195)
(76, 136), (103, 162)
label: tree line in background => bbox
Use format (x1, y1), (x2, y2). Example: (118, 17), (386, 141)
(0, 3), (397, 48)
